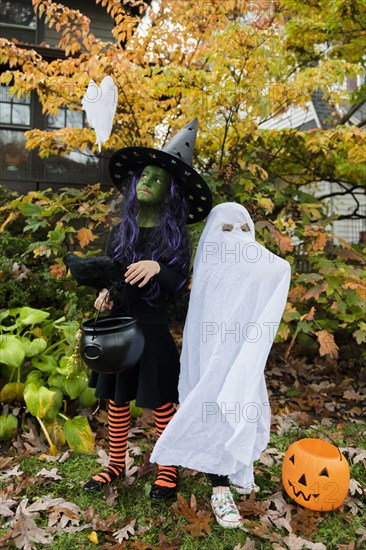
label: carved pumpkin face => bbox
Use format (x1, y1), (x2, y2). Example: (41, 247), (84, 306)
(282, 438), (350, 511)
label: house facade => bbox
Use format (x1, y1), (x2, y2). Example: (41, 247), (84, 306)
(0, 0), (115, 193)
(1, 2), (364, 244)
(259, 90), (366, 244)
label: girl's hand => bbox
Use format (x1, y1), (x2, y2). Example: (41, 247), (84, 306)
(125, 260), (161, 287)
(94, 288), (114, 312)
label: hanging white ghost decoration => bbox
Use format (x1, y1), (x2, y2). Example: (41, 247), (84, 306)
(82, 75), (118, 152)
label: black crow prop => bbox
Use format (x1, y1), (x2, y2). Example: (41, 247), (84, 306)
(63, 253), (127, 290)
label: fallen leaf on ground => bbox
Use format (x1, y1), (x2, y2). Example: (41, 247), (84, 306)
(234, 541), (256, 549)
(136, 449), (155, 479)
(58, 450), (71, 463)
(0, 465), (24, 479)
(113, 519), (135, 542)
(355, 527), (366, 546)
(103, 485), (119, 507)
(349, 478), (363, 496)
(36, 468), (63, 481)
(341, 447), (366, 467)
(0, 457), (14, 470)
(283, 532), (326, 549)
(156, 532), (181, 549)
(171, 493), (212, 537)
(13, 421), (47, 454)
(259, 447), (284, 466)
(343, 390), (365, 401)
(135, 522), (151, 536)
(290, 507), (323, 538)
(127, 441), (143, 457)
(345, 496), (363, 516)
(0, 497), (17, 518)
(97, 449), (110, 467)
(88, 530), (99, 544)
(241, 518), (284, 544)
(129, 531), (180, 550)
(238, 491), (269, 516)
(9, 499), (53, 550)
(124, 449), (138, 484)
(47, 501), (82, 529)
(38, 454), (59, 463)
(128, 427), (145, 438)
(91, 512), (120, 532)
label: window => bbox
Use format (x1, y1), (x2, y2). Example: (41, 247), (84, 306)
(45, 106), (100, 185)
(0, 85), (31, 182)
(0, 0), (36, 28)
(47, 108), (85, 129)
(0, 86), (31, 126)
(0, 85), (103, 188)
(0, 129), (30, 181)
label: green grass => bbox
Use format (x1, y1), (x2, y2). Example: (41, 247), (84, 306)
(1, 420), (365, 549)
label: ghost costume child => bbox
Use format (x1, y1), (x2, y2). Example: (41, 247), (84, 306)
(150, 202), (291, 491)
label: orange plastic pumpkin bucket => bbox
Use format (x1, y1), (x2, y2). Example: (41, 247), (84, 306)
(282, 438), (350, 511)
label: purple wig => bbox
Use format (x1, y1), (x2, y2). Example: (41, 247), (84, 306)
(110, 168), (191, 302)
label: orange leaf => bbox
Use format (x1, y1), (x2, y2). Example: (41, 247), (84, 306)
(49, 264), (65, 279)
(308, 233), (327, 252)
(303, 283), (327, 300)
(171, 493), (212, 537)
(0, 211), (18, 232)
(315, 330), (339, 359)
(273, 231), (294, 253)
(300, 306), (316, 321)
(77, 227), (95, 248)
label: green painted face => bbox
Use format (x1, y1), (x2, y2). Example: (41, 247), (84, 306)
(135, 165), (170, 205)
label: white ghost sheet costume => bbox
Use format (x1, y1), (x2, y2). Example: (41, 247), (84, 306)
(82, 75), (118, 152)
(150, 202), (291, 487)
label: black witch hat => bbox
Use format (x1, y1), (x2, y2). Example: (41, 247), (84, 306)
(109, 118), (212, 224)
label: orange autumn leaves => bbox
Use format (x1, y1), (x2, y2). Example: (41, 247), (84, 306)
(49, 228), (94, 278)
(76, 227), (95, 248)
(315, 330), (339, 360)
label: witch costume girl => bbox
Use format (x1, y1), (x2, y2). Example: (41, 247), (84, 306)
(64, 118), (212, 500)
(150, 202), (291, 524)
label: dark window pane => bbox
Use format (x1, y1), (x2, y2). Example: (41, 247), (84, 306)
(0, 86), (11, 102)
(0, 85), (31, 126)
(12, 104), (30, 125)
(46, 110), (66, 129)
(0, 0), (36, 28)
(0, 86), (30, 105)
(0, 103), (11, 123)
(12, 92), (31, 105)
(0, 129), (30, 181)
(44, 148), (100, 184)
(66, 110), (84, 128)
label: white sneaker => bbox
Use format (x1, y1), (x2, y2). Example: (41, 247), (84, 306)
(210, 487), (242, 529)
(231, 482), (260, 495)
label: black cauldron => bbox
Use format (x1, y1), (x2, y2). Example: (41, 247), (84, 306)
(79, 315), (145, 374)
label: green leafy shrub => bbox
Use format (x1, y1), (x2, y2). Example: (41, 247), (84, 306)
(0, 184), (115, 320)
(0, 306), (95, 453)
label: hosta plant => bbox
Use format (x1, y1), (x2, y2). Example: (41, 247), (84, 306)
(0, 306), (96, 453)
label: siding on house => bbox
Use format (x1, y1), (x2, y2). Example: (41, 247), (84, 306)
(304, 181), (366, 244)
(258, 102), (319, 131)
(44, 0), (115, 46)
(260, 101), (365, 244)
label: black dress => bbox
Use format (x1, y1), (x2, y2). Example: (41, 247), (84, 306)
(88, 226), (188, 409)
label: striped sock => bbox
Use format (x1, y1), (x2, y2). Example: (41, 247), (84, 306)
(153, 402), (178, 488)
(92, 400), (130, 484)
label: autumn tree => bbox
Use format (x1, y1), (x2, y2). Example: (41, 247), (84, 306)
(0, 0), (365, 359)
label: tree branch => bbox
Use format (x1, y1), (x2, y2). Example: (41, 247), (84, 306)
(317, 184), (360, 200)
(339, 98), (366, 125)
